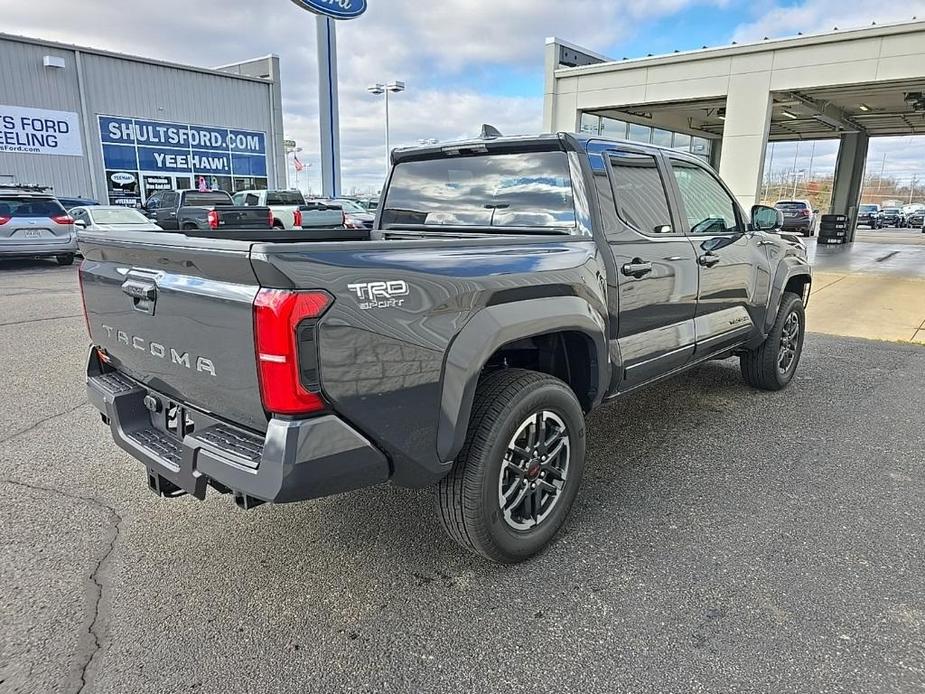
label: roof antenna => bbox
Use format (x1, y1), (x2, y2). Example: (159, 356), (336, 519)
(479, 124), (503, 139)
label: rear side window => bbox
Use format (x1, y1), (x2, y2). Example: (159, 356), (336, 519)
(608, 152), (674, 235)
(381, 151), (576, 230)
(0, 197), (66, 217)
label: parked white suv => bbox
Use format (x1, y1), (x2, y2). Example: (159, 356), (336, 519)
(0, 187), (77, 265)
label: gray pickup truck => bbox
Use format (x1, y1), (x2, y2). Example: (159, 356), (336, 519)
(141, 189), (272, 231)
(78, 132), (812, 563)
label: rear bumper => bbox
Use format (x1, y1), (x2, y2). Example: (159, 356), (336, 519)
(86, 354), (390, 506)
(0, 236), (78, 256)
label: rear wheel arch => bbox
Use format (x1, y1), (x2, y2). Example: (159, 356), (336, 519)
(437, 297), (607, 464)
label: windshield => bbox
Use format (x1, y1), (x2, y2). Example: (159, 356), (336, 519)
(775, 202), (807, 210)
(91, 208), (150, 225)
(882, 208), (900, 214)
(381, 151), (577, 230)
(859, 204), (879, 212)
(334, 199), (366, 213)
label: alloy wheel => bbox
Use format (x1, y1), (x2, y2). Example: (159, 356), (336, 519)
(778, 311), (801, 374)
(498, 411), (570, 530)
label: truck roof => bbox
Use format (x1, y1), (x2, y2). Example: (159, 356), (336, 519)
(391, 131), (709, 164)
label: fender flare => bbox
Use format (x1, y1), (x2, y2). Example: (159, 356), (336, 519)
(765, 258), (812, 333)
(436, 296), (608, 464)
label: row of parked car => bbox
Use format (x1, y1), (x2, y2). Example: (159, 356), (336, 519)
(0, 184), (379, 265)
(856, 203), (925, 230)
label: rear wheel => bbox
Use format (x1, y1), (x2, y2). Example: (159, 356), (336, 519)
(740, 291), (805, 391)
(55, 254), (74, 266)
(436, 369), (586, 563)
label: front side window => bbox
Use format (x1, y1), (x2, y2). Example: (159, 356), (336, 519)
(608, 151), (674, 236)
(381, 151), (576, 230)
(670, 159), (740, 235)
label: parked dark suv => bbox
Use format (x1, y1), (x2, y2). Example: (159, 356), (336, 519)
(79, 132), (812, 562)
(857, 204), (882, 229)
(774, 200), (816, 236)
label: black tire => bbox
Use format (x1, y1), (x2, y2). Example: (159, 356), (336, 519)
(740, 291), (805, 391)
(272, 221), (285, 229)
(55, 254), (74, 266)
(436, 369), (586, 563)
(182, 223), (197, 230)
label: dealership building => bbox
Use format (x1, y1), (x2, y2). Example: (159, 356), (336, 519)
(545, 19), (925, 238)
(0, 32), (286, 206)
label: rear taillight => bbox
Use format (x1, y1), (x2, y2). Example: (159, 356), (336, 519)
(207, 210), (220, 229)
(253, 289), (333, 415)
(52, 214), (74, 225)
(0, 215), (10, 226)
(293, 208), (302, 227)
(800, 209), (810, 217)
(268, 209), (274, 228)
(77, 260), (91, 338)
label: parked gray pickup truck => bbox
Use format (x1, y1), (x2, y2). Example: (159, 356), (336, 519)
(141, 189), (271, 231)
(78, 132), (811, 562)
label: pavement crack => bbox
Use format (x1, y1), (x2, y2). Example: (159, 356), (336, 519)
(0, 314), (83, 327)
(0, 478), (122, 694)
(0, 402), (90, 445)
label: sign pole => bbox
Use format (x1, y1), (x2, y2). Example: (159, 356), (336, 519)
(315, 15), (341, 198)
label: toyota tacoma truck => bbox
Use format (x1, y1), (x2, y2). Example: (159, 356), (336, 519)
(141, 189), (272, 231)
(78, 132), (812, 563)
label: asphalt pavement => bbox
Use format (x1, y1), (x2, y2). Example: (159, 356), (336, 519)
(1, 258), (923, 694)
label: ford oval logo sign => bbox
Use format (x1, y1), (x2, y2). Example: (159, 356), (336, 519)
(288, 0), (367, 19)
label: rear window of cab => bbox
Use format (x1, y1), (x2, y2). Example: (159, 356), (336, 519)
(381, 151), (577, 230)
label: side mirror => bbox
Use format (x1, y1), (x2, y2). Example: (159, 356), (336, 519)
(74, 219), (86, 229)
(751, 204), (783, 231)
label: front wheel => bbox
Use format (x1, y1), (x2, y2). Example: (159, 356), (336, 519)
(55, 254), (74, 266)
(436, 369), (586, 563)
(740, 291), (806, 391)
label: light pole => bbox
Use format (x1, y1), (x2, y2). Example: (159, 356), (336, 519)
(368, 80), (405, 176)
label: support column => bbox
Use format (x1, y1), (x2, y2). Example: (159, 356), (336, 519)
(718, 72), (773, 210)
(830, 132), (869, 242)
(543, 39), (559, 132)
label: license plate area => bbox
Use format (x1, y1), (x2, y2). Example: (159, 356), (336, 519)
(146, 393), (197, 442)
(22, 229), (45, 239)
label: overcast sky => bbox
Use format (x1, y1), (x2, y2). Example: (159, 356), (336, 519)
(6, 0), (925, 193)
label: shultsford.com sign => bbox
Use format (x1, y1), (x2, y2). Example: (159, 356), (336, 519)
(288, 0), (367, 19)
(0, 105), (83, 156)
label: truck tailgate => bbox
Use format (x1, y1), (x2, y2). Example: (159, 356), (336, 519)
(211, 206), (270, 229)
(79, 230), (268, 432)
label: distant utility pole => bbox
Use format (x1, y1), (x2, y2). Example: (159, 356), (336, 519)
(763, 142), (776, 201)
(877, 153), (887, 193)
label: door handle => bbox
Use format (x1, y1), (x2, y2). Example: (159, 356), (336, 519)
(698, 252), (721, 268)
(621, 259), (653, 278)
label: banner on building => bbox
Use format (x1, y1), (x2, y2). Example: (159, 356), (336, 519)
(0, 105), (83, 156)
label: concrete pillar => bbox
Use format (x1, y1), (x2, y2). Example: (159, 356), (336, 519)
(543, 40), (559, 132)
(718, 72), (773, 210)
(830, 132), (870, 242)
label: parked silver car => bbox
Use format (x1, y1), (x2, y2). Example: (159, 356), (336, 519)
(0, 189), (77, 265)
(70, 205), (161, 232)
